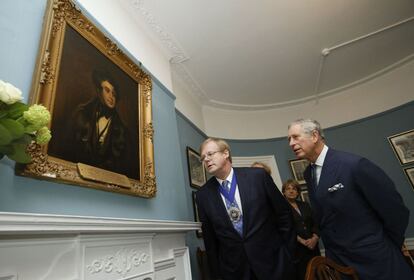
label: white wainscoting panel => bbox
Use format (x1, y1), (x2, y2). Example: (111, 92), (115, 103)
(0, 212), (200, 280)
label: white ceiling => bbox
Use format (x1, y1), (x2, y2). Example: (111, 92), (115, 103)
(119, 0), (414, 111)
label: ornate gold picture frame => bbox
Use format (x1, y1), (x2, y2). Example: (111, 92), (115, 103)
(16, 0), (156, 198)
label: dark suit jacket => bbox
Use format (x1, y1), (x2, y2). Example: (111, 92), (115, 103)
(291, 201), (320, 257)
(292, 200), (319, 240)
(291, 201), (320, 280)
(304, 148), (413, 280)
(196, 167), (295, 280)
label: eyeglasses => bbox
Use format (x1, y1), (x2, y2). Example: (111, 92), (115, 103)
(200, 150), (221, 162)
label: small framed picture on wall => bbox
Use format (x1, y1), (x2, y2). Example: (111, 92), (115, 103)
(404, 167), (414, 191)
(289, 159), (310, 185)
(388, 129), (414, 165)
(186, 147), (207, 188)
(300, 190), (310, 205)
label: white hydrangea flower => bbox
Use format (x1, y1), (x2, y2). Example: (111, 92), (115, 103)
(0, 80), (23, 104)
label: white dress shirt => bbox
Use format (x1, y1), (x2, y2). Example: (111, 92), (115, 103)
(313, 145), (329, 185)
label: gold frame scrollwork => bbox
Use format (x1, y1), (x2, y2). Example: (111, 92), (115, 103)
(16, 0), (156, 198)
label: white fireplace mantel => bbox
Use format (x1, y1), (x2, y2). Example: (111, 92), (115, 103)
(0, 212), (200, 280)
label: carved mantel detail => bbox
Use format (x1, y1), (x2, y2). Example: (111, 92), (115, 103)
(86, 249), (149, 277)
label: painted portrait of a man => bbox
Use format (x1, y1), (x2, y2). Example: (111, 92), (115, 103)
(47, 25), (139, 179)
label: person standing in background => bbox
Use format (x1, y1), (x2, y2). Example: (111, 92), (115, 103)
(251, 161), (272, 176)
(282, 179), (320, 280)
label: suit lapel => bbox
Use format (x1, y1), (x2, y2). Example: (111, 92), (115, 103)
(207, 175), (243, 237)
(318, 149), (339, 192)
(206, 179), (228, 217)
(304, 151), (340, 219)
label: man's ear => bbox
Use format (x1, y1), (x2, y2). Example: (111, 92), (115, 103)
(223, 149), (230, 160)
(311, 130), (319, 143)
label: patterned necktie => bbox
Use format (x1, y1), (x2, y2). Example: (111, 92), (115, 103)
(222, 180), (243, 236)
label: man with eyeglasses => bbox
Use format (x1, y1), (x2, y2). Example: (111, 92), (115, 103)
(195, 137), (296, 280)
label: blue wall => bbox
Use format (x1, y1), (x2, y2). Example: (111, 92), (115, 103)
(175, 102), (414, 278)
(0, 0), (191, 222)
(176, 111), (207, 280)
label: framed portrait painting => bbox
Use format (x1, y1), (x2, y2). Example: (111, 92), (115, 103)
(289, 158), (310, 185)
(187, 147), (207, 188)
(404, 167), (414, 191)
(388, 129), (414, 165)
(16, 0), (156, 198)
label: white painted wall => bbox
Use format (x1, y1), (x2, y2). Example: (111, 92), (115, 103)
(171, 69), (206, 131)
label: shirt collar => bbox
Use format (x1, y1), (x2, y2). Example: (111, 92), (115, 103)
(216, 168), (234, 186)
(314, 145), (329, 167)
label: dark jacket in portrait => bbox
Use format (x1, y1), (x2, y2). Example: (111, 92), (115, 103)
(304, 148), (413, 280)
(196, 167), (296, 280)
(65, 98), (133, 177)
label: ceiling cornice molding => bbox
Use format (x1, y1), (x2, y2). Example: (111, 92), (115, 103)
(127, 0), (189, 63)
(127, 0), (212, 106)
(206, 54), (414, 111)
(171, 63), (209, 104)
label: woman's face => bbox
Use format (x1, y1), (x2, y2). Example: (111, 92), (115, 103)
(100, 80), (116, 109)
(284, 184), (299, 200)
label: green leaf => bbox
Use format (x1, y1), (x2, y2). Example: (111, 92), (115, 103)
(0, 144), (13, 155)
(6, 102), (29, 119)
(13, 134), (33, 145)
(24, 124), (40, 133)
(0, 123), (12, 145)
(0, 118), (25, 140)
(7, 143), (31, 163)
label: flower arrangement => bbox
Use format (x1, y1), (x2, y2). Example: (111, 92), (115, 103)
(0, 80), (51, 163)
